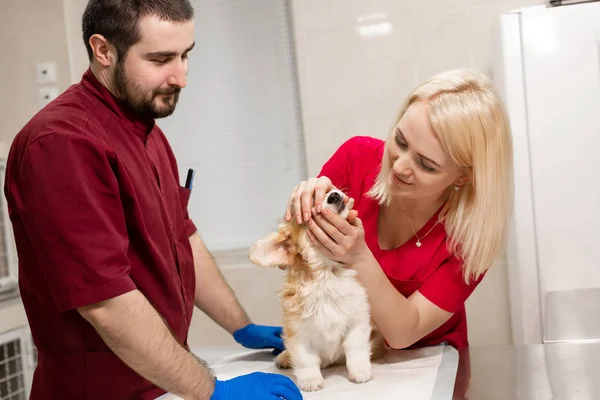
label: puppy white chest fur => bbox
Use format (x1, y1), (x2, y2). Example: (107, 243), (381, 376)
(293, 268), (371, 365)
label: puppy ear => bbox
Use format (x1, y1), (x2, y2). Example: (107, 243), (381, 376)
(248, 232), (292, 268)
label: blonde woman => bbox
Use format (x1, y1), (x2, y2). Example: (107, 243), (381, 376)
(285, 68), (513, 350)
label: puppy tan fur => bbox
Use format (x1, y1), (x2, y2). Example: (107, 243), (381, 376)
(248, 189), (386, 392)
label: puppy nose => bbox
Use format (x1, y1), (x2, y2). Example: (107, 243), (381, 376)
(327, 191), (342, 204)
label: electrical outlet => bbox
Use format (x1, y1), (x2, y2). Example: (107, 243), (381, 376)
(35, 62), (57, 83)
(38, 86), (59, 109)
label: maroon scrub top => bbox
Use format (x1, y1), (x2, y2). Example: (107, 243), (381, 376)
(4, 69), (198, 400)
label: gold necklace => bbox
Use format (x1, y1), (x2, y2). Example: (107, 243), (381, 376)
(402, 205), (439, 247)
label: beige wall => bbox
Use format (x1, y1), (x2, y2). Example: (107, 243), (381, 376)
(0, 0), (545, 348)
(62, 0), (92, 84)
(0, 0), (71, 148)
(0, 297), (28, 333)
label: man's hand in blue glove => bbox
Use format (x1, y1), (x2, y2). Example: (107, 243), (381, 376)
(233, 323), (284, 355)
(210, 371), (303, 400)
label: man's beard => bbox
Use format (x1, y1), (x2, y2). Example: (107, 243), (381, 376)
(113, 60), (181, 120)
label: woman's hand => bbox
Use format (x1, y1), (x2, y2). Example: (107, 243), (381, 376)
(285, 176), (335, 224)
(306, 206), (372, 266)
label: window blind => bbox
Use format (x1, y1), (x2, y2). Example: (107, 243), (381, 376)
(159, 0), (307, 252)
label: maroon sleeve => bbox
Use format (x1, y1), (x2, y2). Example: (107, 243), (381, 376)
(10, 133), (136, 312)
(418, 259), (486, 313)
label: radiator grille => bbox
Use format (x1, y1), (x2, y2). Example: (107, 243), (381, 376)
(0, 338), (26, 400)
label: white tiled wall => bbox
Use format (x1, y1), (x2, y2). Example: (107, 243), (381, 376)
(291, 0), (547, 176)
(288, 0), (548, 346)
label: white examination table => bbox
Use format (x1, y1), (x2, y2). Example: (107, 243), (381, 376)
(156, 344), (459, 399)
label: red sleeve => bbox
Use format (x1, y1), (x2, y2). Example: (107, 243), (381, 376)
(11, 133), (136, 312)
(317, 137), (358, 191)
(418, 259), (485, 313)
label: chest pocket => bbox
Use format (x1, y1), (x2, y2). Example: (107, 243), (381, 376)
(177, 186), (192, 218)
(173, 185), (196, 329)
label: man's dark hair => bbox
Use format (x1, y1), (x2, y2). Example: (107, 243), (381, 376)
(82, 0), (194, 61)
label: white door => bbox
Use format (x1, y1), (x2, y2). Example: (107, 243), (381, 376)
(499, 3), (600, 344)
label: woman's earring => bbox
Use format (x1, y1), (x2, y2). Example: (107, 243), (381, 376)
(454, 184), (460, 191)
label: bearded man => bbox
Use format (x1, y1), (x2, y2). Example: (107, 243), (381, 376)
(3, 1), (302, 400)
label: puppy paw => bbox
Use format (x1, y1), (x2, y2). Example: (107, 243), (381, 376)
(347, 362), (372, 384)
(295, 369), (325, 392)
(275, 350), (291, 369)
(297, 377), (325, 392)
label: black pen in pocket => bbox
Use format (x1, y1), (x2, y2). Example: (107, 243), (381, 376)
(185, 168), (195, 190)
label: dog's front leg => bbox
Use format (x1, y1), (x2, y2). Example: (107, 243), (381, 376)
(288, 339), (324, 392)
(343, 320), (373, 384)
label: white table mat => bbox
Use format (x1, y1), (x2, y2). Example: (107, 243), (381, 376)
(156, 344), (458, 399)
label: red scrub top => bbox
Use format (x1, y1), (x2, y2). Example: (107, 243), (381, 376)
(4, 69), (197, 399)
(318, 136), (485, 349)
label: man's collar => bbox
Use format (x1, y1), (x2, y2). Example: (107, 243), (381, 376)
(80, 68), (155, 138)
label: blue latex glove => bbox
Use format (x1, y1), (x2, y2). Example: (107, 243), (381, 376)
(233, 324), (284, 355)
(210, 372), (303, 400)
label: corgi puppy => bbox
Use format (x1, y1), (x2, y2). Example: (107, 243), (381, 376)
(248, 189), (386, 392)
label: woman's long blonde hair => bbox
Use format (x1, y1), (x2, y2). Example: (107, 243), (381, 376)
(367, 68), (514, 284)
